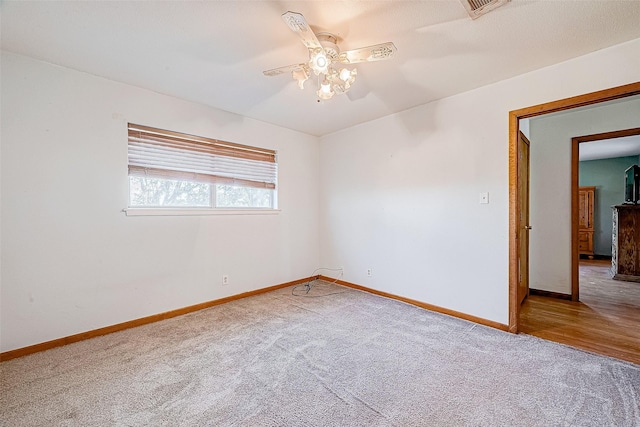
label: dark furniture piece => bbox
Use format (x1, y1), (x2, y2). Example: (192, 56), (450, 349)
(611, 204), (640, 282)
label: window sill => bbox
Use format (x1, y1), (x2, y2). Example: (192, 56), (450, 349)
(123, 208), (281, 216)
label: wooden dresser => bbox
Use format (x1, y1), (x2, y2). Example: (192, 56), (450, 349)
(578, 186), (595, 257)
(611, 204), (640, 282)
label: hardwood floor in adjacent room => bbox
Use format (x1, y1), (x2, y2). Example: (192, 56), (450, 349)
(520, 259), (640, 365)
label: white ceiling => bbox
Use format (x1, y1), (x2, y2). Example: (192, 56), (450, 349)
(580, 135), (640, 162)
(2, 1), (639, 137)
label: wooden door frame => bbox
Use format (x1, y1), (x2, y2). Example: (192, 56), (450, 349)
(571, 127), (640, 301)
(508, 81), (640, 333)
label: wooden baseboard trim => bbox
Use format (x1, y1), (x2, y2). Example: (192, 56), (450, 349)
(529, 289), (572, 300)
(0, 277), (314, 362)
(319, 276), (509, 332)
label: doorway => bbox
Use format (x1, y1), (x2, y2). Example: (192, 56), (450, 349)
(507, 81), (640, 333)
(571, 127), (640, 299)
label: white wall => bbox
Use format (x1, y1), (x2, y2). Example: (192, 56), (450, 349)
(520, 119), (531, 139)
(529, 98), (640, 293)
(319, 38), (640, 325)
(0, 52), (320, 352)
(2, 38), (639, 352)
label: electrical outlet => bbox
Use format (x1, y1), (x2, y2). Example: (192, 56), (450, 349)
(222, 275), (229, 286)
(480, 192), (489, 204)
(367, 268), (372, 277)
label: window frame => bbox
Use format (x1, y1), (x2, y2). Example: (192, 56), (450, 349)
(125, 123), (279, 215)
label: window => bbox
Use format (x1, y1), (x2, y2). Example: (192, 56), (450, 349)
(127, 123), (277, 210)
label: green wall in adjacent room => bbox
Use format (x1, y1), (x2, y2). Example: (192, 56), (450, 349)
(579, 155), (640, 256)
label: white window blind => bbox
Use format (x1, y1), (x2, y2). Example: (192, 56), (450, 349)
(128, 123), (277, 189)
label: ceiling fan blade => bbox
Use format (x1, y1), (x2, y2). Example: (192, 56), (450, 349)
(263, 63), (305, 77)
(281, 11), (323, 51)
(338, 42), (397, 64)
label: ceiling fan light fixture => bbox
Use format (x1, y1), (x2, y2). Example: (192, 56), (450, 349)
(331, 81), (347, 95)
(324, 67), (355, 95)
(264, 12), (396, 102)
(339, 67), (357, 86)
(292, 68), (309, 89)
(317, 80), (334, 100)
(309, 49), (329, 75)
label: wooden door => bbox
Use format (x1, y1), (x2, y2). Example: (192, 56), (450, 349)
(518, 132), (531, 305)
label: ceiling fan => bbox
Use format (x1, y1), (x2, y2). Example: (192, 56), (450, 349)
(263, 11), (397, 101)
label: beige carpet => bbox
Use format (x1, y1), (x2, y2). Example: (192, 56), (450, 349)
(1, 280), (639, 426)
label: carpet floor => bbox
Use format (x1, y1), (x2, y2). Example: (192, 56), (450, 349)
(1, 281), (639, 426)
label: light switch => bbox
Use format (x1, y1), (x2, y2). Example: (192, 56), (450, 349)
(480, 192), (489, 204)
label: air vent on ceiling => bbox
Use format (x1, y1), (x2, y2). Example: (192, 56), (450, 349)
(459, 0), (510, 19)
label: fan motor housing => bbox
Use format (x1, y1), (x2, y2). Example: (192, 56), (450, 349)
(317, 32), (340, 59)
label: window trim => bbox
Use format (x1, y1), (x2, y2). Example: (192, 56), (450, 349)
(123, 207), (281, 217)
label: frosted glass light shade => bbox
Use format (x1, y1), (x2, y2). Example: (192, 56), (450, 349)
(309, 49), (329, 75)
